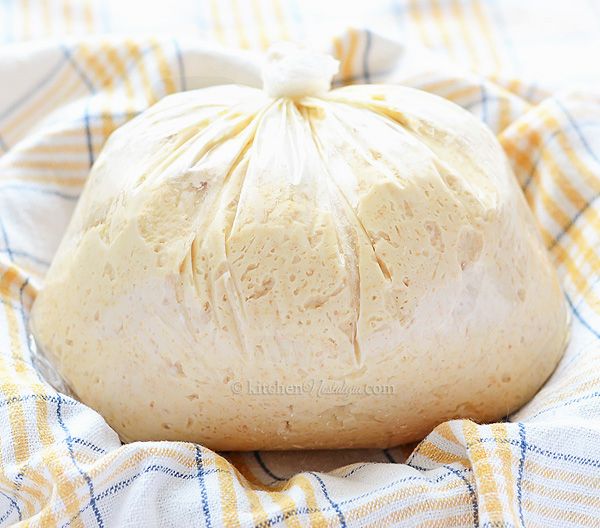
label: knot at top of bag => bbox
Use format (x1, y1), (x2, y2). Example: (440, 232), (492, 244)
(261, 42), (339, 99)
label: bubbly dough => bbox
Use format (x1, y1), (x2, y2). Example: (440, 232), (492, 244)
(30, 59), (569, 450)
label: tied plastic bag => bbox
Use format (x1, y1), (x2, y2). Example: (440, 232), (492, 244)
(30, 44), (569, 450)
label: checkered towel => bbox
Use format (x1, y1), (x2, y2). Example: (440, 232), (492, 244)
(0, 0), (599, 526)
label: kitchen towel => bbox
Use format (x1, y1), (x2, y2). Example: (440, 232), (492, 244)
(0, 0), (599, 526)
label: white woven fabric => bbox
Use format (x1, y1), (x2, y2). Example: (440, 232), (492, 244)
(0, 1), (599, 526)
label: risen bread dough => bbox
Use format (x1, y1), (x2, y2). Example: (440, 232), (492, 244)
(30, 47), (569, 450)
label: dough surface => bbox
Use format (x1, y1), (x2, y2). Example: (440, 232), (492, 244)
(30, 70), (569, 450)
